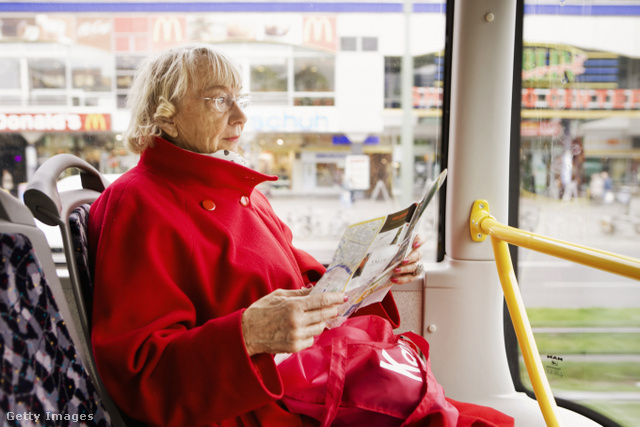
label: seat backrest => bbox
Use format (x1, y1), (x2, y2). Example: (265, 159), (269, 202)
(21, 156), (128, 426)
(24, 154), (110, 344)
(0, 189), (114, 425)
(69, 203), (94, 324)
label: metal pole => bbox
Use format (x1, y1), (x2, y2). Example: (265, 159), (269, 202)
(489, 236), (564, 427)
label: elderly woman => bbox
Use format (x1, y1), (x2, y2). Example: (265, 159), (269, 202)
(88, 44), (425, 426)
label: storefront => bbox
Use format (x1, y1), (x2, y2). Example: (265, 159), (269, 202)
(517, 43), (640, 198)
(0, 112), (137, 196)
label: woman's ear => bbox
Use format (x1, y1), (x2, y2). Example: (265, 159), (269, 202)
(158, 118), (178, 138)
(156, 97), (179, 138)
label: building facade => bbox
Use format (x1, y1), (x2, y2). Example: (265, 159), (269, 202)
(0, 3), (638, 200)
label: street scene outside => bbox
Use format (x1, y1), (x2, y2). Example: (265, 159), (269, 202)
(517, 194), (640, 426)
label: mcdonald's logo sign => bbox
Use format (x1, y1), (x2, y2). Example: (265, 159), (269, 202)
(82, 114), (111, 131)
(153, 16), (185, 47)
(302, 16), (336, 52)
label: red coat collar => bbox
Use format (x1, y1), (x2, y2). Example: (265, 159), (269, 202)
(139, 137), (277, 192)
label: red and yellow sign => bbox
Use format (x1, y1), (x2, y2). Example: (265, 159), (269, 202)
(82, 114), (111, 131)
(0, 113), (111, 132)
(152, 16), (186, 50)
(302, 16), (337, 52)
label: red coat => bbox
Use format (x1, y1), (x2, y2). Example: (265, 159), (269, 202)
(89, 137), (399, 426)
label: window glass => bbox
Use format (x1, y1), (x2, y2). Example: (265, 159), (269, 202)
(116, 55), (144, 71)
(116, 55), (144, 100)
(384, 52), (444, 109)
(293, 55), (334, 92)
(520, 3), (640, 426)
(362, 36), (378, 52)
(0, 58), (21, 90)
(250, 58), (289, 106)
(251, 60), (288, 92)
(71, 61), (112, 92)
(28, 58), (66, 89)
(341, 37), (357, 51)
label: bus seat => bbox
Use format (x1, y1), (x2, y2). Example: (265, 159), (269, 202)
(21, 155), (130, 426)
(69, 203), (94, 324)
(24, 154), (109, 350)
(0, 189), (120, 425)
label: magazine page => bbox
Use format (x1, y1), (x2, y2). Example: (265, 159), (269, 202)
(312, 169), (447, 328)
(313, 215), (387, 294)
(311, 205), (415, 327)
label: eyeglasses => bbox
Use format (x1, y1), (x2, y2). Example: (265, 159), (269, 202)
(193, 93), (252, 113)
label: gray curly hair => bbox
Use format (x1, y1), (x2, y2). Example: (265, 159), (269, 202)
(123, 44), (243, 154)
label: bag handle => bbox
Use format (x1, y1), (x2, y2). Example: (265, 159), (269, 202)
(398, 331), (430, 358)
(322, 337), (348, 427)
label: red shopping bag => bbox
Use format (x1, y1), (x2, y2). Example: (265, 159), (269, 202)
(277, 315), (459, 427)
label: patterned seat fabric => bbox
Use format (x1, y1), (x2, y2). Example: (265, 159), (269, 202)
(69, 204), (93, 325)
(0, 232), (110, 426)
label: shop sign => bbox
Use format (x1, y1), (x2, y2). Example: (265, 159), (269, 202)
(0, 113), (111, 132)
(0, 15), (74, 43)
(247, 108), (335, 132)
(522, 88), (640, 110)
(83, 114), (111, 131)
(413, 87), (443, 109)
(152, 16), (186, 49)
(411, 87), (640, 110)
(521, 120), (563, 137)
(345, 155), (371, 190)
(76, 18), (112, 51)
(189, 14), (297, 45)
(522, 45), (587, 84)
(302, 16), (337, 52)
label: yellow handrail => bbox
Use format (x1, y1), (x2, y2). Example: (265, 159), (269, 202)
(469, 199), (640, 427)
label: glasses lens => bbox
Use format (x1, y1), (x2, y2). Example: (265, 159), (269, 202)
(214, 97), (229, 113)
(236, 95), (251, 110)
(205, 95), (251, 112)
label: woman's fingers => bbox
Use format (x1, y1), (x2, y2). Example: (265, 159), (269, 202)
(241, 290), (345, 356)
(300, 290), (346, 310)
(412, 234), (424, 249)
(391, 234), (425, 283)
(393, 248), (423, 274)
(303, 303), (341, 325)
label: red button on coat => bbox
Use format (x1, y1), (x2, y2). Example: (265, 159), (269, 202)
(201, 199), (216, 211)
(240, 196), (250, 207)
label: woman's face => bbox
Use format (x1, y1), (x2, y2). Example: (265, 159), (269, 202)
(166, 64), (247, 154)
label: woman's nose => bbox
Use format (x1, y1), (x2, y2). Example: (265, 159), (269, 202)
(229, 102), (248, 126)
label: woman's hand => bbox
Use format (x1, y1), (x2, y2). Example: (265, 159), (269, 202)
(241, 287), (345, 356)
(390, 234), (425, 285)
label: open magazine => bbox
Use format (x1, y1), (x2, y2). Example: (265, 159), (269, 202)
(311, 169), (448, 328)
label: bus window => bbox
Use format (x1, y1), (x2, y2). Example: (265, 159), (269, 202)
(518, 2), (640, 425)
(0, 3), (446, 266)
